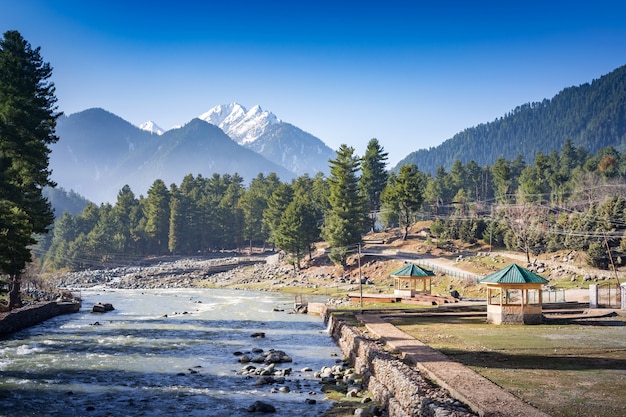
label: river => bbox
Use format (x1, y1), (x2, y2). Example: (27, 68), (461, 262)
(0, 289), (342, 416)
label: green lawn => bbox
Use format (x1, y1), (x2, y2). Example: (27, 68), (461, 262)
(391, 314), (626, 417)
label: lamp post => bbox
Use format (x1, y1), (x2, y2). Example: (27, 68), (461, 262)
(358, 243), (363, 309)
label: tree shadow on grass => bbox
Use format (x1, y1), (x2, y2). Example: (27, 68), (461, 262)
(439, 348), (626, 371)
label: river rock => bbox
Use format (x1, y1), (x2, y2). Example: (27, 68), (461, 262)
(92, 303), (114, 313)
(246, 400), (276, 413)
(254, 376), (275, 386)
(354, 408), (371, 417)
(264, 349), (292, 364)
(346, 388), (359, 398)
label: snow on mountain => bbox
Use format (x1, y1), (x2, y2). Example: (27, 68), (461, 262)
(139, 121), (165, 135)
(198, 102), (334, 176)
(198, 103), (280, 145)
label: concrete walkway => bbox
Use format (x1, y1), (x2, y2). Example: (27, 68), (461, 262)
(357, 313), (551, 417)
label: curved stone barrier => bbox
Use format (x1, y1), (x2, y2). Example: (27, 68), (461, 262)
(313, 303), (475, 417)
(0, 301), (80, 336)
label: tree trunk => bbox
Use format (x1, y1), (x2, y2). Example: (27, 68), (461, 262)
(7, 274), (22, 310)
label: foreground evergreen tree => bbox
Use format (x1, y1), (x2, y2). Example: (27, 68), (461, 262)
(168, 184), (186, 254)
(144, 179), (170, 255)
(264, 183), (294, 249)
(0, 31), (60, 309)
(240, 173), (280, 252)
(273, 195), (319, 270)
(381, 164), (425, 240)
(322, 145), (367, 266)
(359, 138), (388, 232)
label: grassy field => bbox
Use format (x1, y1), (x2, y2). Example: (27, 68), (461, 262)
(390, 313), (626, 417)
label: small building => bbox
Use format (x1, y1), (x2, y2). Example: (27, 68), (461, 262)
(479, 264), (549, 324)
(391, 264), (435, 298)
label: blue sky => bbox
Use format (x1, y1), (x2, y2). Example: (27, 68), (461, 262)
(4, 0), (626, 166)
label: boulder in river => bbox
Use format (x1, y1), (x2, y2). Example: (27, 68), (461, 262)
(246, 400), (276, 413)
(92, 303), (114, 313)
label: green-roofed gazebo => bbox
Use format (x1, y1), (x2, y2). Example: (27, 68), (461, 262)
(391, 264), (435, 298)
(479, 264), (550, 324)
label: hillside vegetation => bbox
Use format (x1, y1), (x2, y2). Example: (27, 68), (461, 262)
(396, 64), (626, 174)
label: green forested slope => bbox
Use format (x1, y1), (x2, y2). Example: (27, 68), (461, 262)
(395, 64), (626, 174)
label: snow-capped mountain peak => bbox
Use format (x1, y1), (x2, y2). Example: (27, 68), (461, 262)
(198, 103), (281, 145)
(196, 102), (334, 176)
(139, 121), (165, 135)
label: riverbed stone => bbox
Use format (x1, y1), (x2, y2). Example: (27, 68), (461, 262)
(246, 400), (276, 413)
(254, 376), (275, 386)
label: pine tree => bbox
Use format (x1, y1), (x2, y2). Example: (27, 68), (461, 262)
(359, 138), (389, 232)
(273, 195), (319, 270)
(113, 184), (141, 255)
(264, 183), (294, 249)
(168, 184), (185, 254)
(0, 31), (61, 309)
(144, 179), (170, 255)
(322, 145), (366, 266)
(381, 164), (425, 240)
(491, 158), (512, 203)
(217, 175), (245, 250)
(241, 173), (279, 252)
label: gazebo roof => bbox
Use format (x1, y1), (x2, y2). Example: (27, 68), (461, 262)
(391, 263), (435, 277)
(479, 264), (549, 285)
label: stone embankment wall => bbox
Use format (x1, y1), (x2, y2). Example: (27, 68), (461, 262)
(0, 302), (79, 336)
(309, 303), (474, 417)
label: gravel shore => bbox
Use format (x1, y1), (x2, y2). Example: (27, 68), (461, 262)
(52, 254), (362, 298)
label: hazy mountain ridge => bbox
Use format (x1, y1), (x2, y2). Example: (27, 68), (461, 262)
(134, 118), (294, 189)
(247, 122), (335, 175)
(51, 111), (294, 204)
(395, 64), (626, 174)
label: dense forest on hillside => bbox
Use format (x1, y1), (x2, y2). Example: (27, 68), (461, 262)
(396, 64), (626, 175)
(35, 140), (626, 273)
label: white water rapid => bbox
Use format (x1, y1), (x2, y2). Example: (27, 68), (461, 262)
(0, 289), (342, 416)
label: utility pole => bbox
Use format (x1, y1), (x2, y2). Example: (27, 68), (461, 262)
(358, 243), (363, 309)
(603, 231), (621, 286)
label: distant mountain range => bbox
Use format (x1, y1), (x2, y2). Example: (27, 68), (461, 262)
(395, 64), (626, 174)
(48, 64), (626, 206)
(50, 104), (335, 204)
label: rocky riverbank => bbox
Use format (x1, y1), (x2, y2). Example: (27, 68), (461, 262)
(53, 254), (365, 297)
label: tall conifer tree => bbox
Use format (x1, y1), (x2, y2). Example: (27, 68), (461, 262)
(382, 164), (425, 240)
(144, 179), (170, 255)
(0, 31), (60, 308)
(322, 144), (366, 266)
(359, 138), (388, 232)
